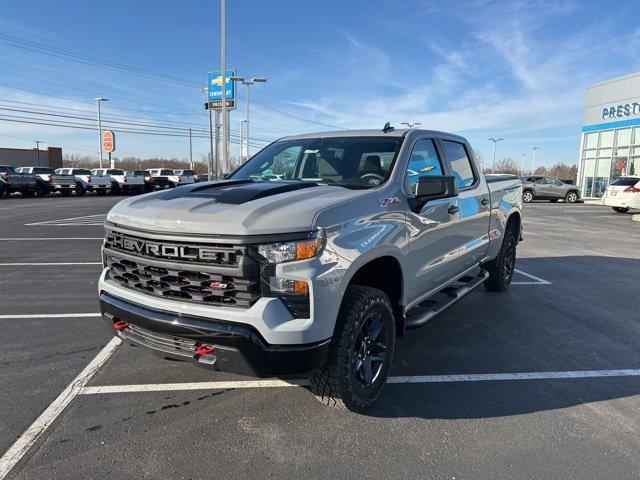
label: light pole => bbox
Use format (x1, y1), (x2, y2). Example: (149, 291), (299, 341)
(401, 122), (422, 128)
(95, 97), (108, 168)
(220, 0), (227, 173)
(521, 153), (526, 177)
(531, 146), (540, 175)
(35, 140), (42, 166)
(488, 137), (504, 173)
(231, 76), (267, 159)
(240, 119), (247, 160)
(188, 128), (193, 170)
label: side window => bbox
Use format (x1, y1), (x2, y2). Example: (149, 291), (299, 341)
(404, 138), (443, 194)
(441, 140), (476, 189)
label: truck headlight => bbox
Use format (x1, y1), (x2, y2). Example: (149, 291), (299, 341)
(257, 234), (325, 264)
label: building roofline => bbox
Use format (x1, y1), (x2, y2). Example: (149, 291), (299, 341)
(586, 71), (640, 89)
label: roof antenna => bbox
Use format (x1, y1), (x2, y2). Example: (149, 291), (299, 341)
(381, 122), (394, 133)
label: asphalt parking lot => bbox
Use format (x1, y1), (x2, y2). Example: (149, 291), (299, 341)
(1, 197), (639, 479)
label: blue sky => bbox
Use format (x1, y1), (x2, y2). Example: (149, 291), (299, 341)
(0, 0), (639, 167)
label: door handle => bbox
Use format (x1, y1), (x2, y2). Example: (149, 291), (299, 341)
(447, 204), (459, 215)
(481, 198), (489, 206)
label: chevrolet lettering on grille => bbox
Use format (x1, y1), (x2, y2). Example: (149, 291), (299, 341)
(106, 232), (239, 264)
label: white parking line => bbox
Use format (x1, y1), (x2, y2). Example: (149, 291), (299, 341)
(25, 214), (106, 226)
(512, 268), (552, 285)
(0, 262), (101, 266)
(0, 313), (101, 320)
(79, 368), (640, 395)
(0, 337), (121, 480)
(0, 238), (102, 241)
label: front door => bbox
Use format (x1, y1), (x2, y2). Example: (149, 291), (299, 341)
(403, 137), (461, 303)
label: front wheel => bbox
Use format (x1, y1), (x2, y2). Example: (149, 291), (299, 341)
(613, 207), (629, 214)
(110, 182), (121, 195)
(309, 285), (395, 412)
(75, 183), (86, 196)
(484, 226), (517, 292)
(522, 190), (534, 203)
(35, 182), (49, 197)
(565, 191), (578, 203)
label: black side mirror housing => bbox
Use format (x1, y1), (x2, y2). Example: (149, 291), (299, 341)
(415, 175), (458, 200)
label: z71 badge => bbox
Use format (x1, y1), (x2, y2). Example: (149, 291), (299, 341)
(378, 197), (400, 207)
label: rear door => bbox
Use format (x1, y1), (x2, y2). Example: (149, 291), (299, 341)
(437, 136), (491, 270)
(543, 177), (564, 198)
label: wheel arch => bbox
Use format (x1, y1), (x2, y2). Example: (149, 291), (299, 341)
(343, 255), (405, 336)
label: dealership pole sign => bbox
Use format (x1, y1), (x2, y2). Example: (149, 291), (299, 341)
(207, 69), (236, 110)
(601, 99), (640, 120)
(102, 130), (115, 153)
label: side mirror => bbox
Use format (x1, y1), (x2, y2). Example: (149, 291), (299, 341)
(415, 175), (458, 200)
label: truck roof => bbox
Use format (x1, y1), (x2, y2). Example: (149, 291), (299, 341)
(279, 128), (467, 142)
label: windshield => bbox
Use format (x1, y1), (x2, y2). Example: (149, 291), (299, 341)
(611, 177), (640, 186)
(229, 136), (402, 188)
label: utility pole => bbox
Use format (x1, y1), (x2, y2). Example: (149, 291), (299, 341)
(214, 110), (221, 177)
(220, 0), (227, 173)
(240, 120), (247, 160)
(35, 140), (42, 166)
(521, 153), (526, 176)
(531, 146), (540, 175)
(189, 128), (193, 170)
(95, 97), (108, 168)
(488, 137), (504, 174)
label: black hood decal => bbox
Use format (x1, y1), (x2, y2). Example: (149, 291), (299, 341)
(154, 180), (319, 205)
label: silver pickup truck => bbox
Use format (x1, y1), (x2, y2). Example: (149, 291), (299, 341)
(15, 166), (77, 196)
(0, 165), (47, 197)
(98, 127), (523, 411)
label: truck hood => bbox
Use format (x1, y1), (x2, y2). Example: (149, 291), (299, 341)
(106, 180), (367, 236)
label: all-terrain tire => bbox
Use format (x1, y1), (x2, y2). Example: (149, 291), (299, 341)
(110, 182), (121, 195)
(484, 224), (517, 292)
(613, 207), (629, 213)
(309, 285), (395, 412)
(75, 183), (86, 196)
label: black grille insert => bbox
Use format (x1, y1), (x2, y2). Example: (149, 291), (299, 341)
(107, 255), (260, 308)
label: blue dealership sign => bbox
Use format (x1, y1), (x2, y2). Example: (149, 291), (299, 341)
(208, 69), (235, 101)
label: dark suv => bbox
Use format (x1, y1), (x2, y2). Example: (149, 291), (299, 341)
(520, 176), (580, 203)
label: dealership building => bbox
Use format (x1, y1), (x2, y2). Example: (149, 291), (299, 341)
(579, 72), (640, 198)
(0, 146), (63, 169)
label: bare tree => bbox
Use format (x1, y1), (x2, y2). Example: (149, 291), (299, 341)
(493, 157), (520, 175)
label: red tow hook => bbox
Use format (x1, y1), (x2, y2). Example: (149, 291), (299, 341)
(194, 344), (215, 356)
(113, 320), (130, 332)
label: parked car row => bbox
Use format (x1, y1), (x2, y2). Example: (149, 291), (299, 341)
(0, 165), (204, 199)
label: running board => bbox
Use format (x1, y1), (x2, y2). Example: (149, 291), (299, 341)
(404, 270), (489, 330)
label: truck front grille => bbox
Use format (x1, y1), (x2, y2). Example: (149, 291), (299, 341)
(106, 254), (261, 308)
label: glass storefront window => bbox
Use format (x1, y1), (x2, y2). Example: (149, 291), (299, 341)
(581, 158), (596, 197)
(585, 132), (598, 149)
(629, 158), (639, 176)
(632, 127), (640, 145)
(598, 148), (612, 157)
(593, 158), (611, 197)
(616, 128), (631, 146)
(599, 130), (614, 147)
(582, 149), (596, 158)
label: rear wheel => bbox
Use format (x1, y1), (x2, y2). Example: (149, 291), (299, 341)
(565, 191), (578, 203)
(484, 225), (517, 292)
(309, 285), (395, 412)
(75, 183), (86, 196)
(522, 190), (534, 203)
(35, 182), (49, 197)
(613, 207), (629, 214)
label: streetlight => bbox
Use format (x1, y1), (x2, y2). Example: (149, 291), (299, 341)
(531, 146), (540, 175)
(35, 140), (42, 166)
(95, 97), (109, 168)
(401, 122), (422, 128)
(488, 137), (504, 173)
(231, 76), (267, 159)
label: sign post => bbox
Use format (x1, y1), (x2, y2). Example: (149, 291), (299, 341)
(102, 130), (116, 168)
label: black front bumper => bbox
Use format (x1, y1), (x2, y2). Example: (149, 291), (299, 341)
(99, 292), (330, 377)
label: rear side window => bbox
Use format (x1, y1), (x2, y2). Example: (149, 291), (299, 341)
(74, 169), (91, 175)
(441, 140), (476, 189)
(161, 169), (174, 175)
(34, 167), (54, 174)
(404, 139), (443, 194)
(0, 166), (15, 173)
(611, 177), (640, 186)
(107, 169), (124, 175)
